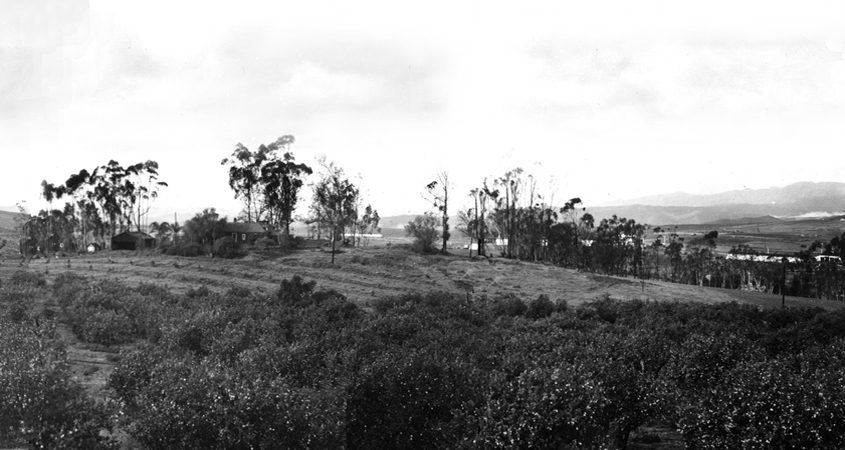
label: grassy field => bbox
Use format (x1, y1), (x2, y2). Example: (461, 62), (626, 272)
(657, 215), (845, 255)
(2, 243), (842, 312)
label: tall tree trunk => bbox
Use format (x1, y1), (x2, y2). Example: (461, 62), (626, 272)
(441, 185), (448, 254)
(331, 227), (336, 264)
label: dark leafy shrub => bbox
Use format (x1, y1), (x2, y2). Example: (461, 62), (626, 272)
(277, 275), (318, 306)
(491, 294), (526, 317)
(254, 236), (277, 248)
(213, 236), (244, 259)
(350, 254), (370, 265)
(165, 243), (205, 257)
(60, 280), (167, 346)
(346, 350), (482, 449)
(5, 301), (29, 323)
(806, 308), (845, 345)
(290, 235), (304, 249)
(186, 285), (212, 299)
(72, 309), (135, 345)
(555, 298), (568, 313)
(109, 346), (165, 408)
(52, 272), (88, 308)
(224, 285), (253, 300)
(9, 270), (46, 287)
(676, 348), (845, 449)
(92, 279), (845, 449)
(116, 358), (342, 449)
(405, 214), (440, 253)
(0, 319), (116, 449)
(663, 332), (761, 392)
(136, 282), (173, 300)
(526, 294), (555, 319)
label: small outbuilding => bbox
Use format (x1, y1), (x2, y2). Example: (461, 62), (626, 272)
(220, 222), (275, 244)
(111, 231), (157, 251)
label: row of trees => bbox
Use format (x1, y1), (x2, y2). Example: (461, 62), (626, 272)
(20, 160), (166, 254)
(420, 167), (845, 301)
(223, 137), (381, 262)
(220, 135), (311, 241)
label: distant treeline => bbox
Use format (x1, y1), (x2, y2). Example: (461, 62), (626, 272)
(18, 160), (166, 254)
(447, 167), (845, 301)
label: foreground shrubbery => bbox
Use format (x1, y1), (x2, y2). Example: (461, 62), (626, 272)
(0, 275), (115, 449)
(103, 277), (845, 448)
(5, 269), (845, 448)
(53, 273), (173, 345)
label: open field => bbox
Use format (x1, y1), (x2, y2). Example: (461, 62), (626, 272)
(650, 215), (845, 255)
(2, 243), (842, 312)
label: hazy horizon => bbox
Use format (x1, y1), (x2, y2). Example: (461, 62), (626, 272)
(4, 1), (845, 219)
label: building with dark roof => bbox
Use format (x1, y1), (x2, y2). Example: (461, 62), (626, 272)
(111, 231), (157, 250)
(220, 222), (275, 244)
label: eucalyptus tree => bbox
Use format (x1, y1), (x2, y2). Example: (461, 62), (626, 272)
(221, 143), (268, 223)
(259, 136), (312, 243)
(40, 160), (166, 248)
(149, 221), (174, 246)
(424, 172), (451, 254)
(494, 168), (523, 258)
(125, 160), (168, 231)
(312, 161), (358, 264)
(223, 135), (313, 244)
(354, 205), (381, 247)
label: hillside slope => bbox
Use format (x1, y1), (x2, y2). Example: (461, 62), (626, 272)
(1, 246), (840, 312)
(0, 209), (22, 232)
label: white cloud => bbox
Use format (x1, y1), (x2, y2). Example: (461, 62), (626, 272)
(4, 1), (845, 216)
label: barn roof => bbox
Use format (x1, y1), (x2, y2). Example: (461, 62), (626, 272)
(220, 222), (271, 234)
(112, 231), (155, 242)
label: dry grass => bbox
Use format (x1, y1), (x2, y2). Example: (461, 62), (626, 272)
(2, 243), (842, 311)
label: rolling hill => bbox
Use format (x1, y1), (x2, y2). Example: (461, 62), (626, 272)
(603, 182), (845, 208)
(0, 209), (22, 233)
(590, 182), (845, 225)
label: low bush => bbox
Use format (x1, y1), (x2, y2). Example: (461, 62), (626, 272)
(186, 285), (212, 299)
(346, 350), (483, 449)
(491, 294), (527, 317)
(254, 236), (277, 249)
(164, 242), (205, 257)
(405, 214), (440, 254)
(525, 294), (555, 319)
(59, 279), (169, 346)
(9, 270), (46, 287)
(89, 280), (845, 449)
(0, 318), (116, 449)
(213, 236), (244, 259)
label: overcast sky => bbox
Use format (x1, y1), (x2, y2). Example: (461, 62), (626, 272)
(3, 1), (845, 219)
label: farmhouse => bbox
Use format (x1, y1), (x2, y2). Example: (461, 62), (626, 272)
(111, 231), (156, 251)
(815, 254), (842, 263)
(725, 253), (801, 264)
(221, 222), (276, 244)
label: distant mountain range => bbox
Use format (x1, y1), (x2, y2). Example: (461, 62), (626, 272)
(590, 182), (845, 225)
(603, 182), (845, 208)
(371, 183), (845, 229)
